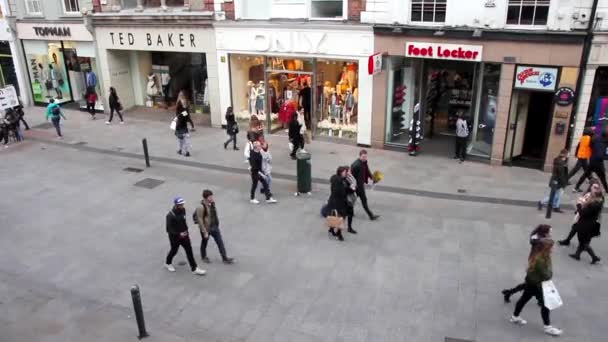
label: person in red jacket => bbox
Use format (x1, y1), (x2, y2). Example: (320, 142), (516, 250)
(86, 87), (98, 119)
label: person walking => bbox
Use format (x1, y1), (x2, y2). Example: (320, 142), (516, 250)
(16, 105), (29, 130)
(86, 88), (97, 119)
(165, 197), (207, 276)
(576, 131), (608, 191)
(46, 99), (66, 139)
(509, 235), (562, 337)
(351, 149), (380, 220)
(537, 149), (569, 213)
(558, 179), (601, 246)
(327, 166), (348, 241)
(502, 224), (552, 303)
(194, 190), (235, 265)
(106, 87), (124, 124)
(288, 112), (304, 160)
(175, 95), (193, 157)
(454, 112), (469, 162)
(223, 106), (239, 150)
(569, 127), (593, 192)
(249, 141), (277, 204)
(345, 166), (358, 234)
(176, 91), (195, 130)
(568, 184), (603, 264)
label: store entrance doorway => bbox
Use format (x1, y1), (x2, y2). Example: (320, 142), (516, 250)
(505, 90), (553, 169)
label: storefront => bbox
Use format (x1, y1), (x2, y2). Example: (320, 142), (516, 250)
(215, 24), (374, 145)
(93, 25), (220, 124)
(17, 22), (103, 111)
(372, 31), (584, 170)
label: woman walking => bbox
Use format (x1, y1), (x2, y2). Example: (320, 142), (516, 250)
(502, 224), (551, 303)
(509, 233), (562, 336)
(327, 166), (348, 241)
(175, 93), (193, 157)
(345, 166), (358, 234)
(86, 88), (97, 119)
(224, 106), (239, 150)
(106, 87), (124, 124)
(176, 91), (195, 131)
(288, 111), (304, 160)
(568, 183), (603, 264)
(559, 179), (601, 246)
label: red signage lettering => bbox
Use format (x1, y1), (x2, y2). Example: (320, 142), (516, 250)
(406, 43), (482, 62)
(517, 68), (540, 85)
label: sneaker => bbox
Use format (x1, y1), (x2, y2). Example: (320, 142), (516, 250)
(501, 290), (511, 303)
(185, 152), (191, 157)
(573, 188), (582, 193)
(544, 325), (563, 336)
(193, 267), (206, 276)
(202, 257), (211, 264)
(347, 228), (358, 234)
(120, 121), (125, 125)
(105, 121), (111, 125)
(370, 214), (380, 221)
(250, 199), (260, 204)
(177, 150), (182, 155)
(266, 198), (277, 204)
(165, 264), (176, 272)
(223, 257), (235, 264)
(509, 316), (527, 325)
(591, 257), (601, 265)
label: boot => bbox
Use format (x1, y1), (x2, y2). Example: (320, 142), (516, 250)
(328, 228), (336, 238)
(336, 229), (344, 241)
(347, 228), (358, 234)
(501, 289), (511, 303)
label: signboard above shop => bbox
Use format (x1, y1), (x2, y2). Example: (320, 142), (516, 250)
(514, 66), (559, 91)
(405, 42), (483, 62)
(17, 23), (94, 42)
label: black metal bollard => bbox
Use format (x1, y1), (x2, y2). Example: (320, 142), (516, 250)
(130, 285), (149, 339)
(142, 138), (150, 168)
(545, 181), (557, 219)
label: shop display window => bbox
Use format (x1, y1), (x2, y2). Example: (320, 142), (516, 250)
(0, 42), (17, 91)
(229, 55), (266, 122)
(385, 57), (421, 145)
(470, 63), (500, 158)
(23, 40), (72, 104)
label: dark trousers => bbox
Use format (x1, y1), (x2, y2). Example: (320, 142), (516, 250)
(165, 234), (197, 271)
(19, 117), (29, 130)
(347, 206), (354, 229)
(290, 137), (304, 157)
(569, 158), (589, 182)
(109, 107), (124, 122)
(224, 133), (237, 149)
(1, 127), (8, 144)
(455, 136), (467, 161)
(573, 237), (599, 260)
(51, 117), (62, 137)
(356, 189), (374, 219)
(251, 172), (271, 200)
(561, 224), (577, 244)
(200, 229), (227, 259)
(577, 160), (608, 191)
(304, 106), (311, 129)
(513, 282), (550, 326)
(87, 102), (96, 116)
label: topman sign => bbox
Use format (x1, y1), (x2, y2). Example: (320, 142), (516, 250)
(33, 26), (71, 38)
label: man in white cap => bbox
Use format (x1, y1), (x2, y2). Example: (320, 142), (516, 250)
(165, 196), (206, 276)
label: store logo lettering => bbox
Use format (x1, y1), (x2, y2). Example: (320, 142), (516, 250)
(253, 32), (326, 53)
(407, 44), (479, 60)
(517, 68), (540, 85)
(33, 27), (71, 37)
(109, 32), (196, 48)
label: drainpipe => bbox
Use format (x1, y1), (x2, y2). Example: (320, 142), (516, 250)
(566, 0), (600, 149)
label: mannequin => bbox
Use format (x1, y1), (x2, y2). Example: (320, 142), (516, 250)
(329, 88), (338, 123)
(146, 73), (158, 104)
(48, 64), (62, 99)
(247, 80), (256, 115)
(343, 89), (355, 125)
(203, 78), (209, 106)
(255, 81), (265, 115)
(346, 63), (357, 90)
(267, 81), (278, 113)
(161, 72), (171, 104)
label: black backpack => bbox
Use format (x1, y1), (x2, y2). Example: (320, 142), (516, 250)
(52, 106), (60, 115)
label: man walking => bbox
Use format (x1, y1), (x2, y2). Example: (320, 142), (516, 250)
(165, 197), (207, 276)
(46, 99), (66, 138)
(351, 149), (380, 221)
(576, 131), (608, 191)
(454, 112), (469, 162)
(195, 189), (235, 264)
(537, 149), (569, 213)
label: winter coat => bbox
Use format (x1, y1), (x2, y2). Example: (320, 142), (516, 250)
(526, 254), (553, 286)
(194, 200), (219, 234)
(109, 92), (120, 109)
(249, 149), (263, 174)
(351, 159), (372, 190)
(166, 207), (188, 236)
(590, 136), (606, 162)
(576, 135), (592, 159)
(549, 157), (568, 189)
(225, 112), (237, 134)
(327, 174), (348, 217)
(575, 198), (603, 242)
(288, 118), (302, 142)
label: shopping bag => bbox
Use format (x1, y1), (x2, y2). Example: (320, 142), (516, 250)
(170, 118), (177, 131)
(288, 142), (294, 151)
(542, 280), (563, 311)
(326, 209), (343, 229)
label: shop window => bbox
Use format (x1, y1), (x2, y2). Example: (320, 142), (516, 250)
(25, 0), (43, 15)
(23, 40), (73, 104)
(311, 0), (344, 19)
(506, 0), (550, 26)
(241, 0), (271, 19)
(62, 0), (80, 13)
(411, 0), (446, 23)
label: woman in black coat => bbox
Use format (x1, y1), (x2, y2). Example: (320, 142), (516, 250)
(327, 166), (348, 241)
(223, 106), (239, 151)
(569, 186), (603, 264)
(288, 111), (303, 160)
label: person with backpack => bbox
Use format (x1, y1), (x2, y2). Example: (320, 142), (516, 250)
(86, 87), (98, 119)
(454, 111), (469, 162)
(223, 106), (239, 150)
(106, 86), (124, 124)
(46, 99), (66, 138)
(537, 149), (569, 213)
(165, 197), (207, 276)
(576, 131), (608, 191)
(194, 190), (234, 264)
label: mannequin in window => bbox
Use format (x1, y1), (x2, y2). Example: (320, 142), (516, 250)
(48, 64), (62, 99)
(51, 53), (64, 99)
(146, 73), (158, 103)
(346, 63), (357, 90)
(343, 88), (355, 126)
(203, 78), (209, 107)
(255, 81), (265, 115)
(247, 80), (256, 115)
(329, 88), (338, 123)
(161, 72), (171, 105)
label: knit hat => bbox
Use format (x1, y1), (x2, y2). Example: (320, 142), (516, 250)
(174, 197), (185, 205)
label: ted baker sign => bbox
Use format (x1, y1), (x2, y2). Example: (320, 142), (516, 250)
(406, 42), (483, 62)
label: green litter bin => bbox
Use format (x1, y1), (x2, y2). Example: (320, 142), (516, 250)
(296, 151), (311, 194)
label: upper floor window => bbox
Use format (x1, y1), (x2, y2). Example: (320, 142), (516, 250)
(239, 0), (345, 20)
(507, 0), (550, 25)
(63, 0), (80, 13)
(25, 0), (43, 15)
(121, 0), (184, 9)
(311, 0), (344, 19)
(411, 0), (446, 23)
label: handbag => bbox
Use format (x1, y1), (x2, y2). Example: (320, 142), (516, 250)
(117, 102), (123, 111)
(541, 280), (563, 311)
(347, 193), (357, 207)
(326, 209), (343, 229)
(170, 117), (177, 131)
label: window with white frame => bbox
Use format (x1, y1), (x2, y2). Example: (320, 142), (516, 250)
(411, 0), (446, 23)
(241, 0), (271, 19)
(25, 0), (43, 15)
(310, 0), (344, 19)
(63, 0), (80, 13)
(507, 0), (550, 25)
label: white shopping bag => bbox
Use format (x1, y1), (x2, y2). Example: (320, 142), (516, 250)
(170, 118), (177, 131)
(288, 142), (294, 151)
(542, 280), (563, 310)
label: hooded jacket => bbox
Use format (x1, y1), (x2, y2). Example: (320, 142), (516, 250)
(166, 207), (188, 236)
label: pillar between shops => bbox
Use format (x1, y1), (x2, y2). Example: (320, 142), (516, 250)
(490, 63), (515, 166)
(569, 66), (597, 166)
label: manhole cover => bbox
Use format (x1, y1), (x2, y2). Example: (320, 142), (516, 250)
(33, 122), (53, 129)
(134, 178), (164, 189)
(124, 167), (144, 173)
(445, 338), (474, 342)
(457, 189), (467, 193)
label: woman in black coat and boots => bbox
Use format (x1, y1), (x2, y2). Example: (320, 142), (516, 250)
(569, 185), (603, 264)
(559, 179), (601, 246)
(288, 112), (303, 160)
(224, 106), (239, 150)
(327, 166), (348, 241)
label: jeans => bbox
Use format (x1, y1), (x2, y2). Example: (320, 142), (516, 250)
(251, 172), (271, 200)
(177, 133), (190, 154)
(541, 188), (563, 209)
(225, 133), (237, 149)
(513, 282), (550, 326)
(165, 234), (198, 271)
(455, 136), (467, 160)
(51, 117), (62, 137)
(356, 188), (374, 219)
(109, 107), (123, 122)
(200, 228), (227, 259)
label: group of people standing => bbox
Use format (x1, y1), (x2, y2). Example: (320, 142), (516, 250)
(1, 105), (28, 147)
